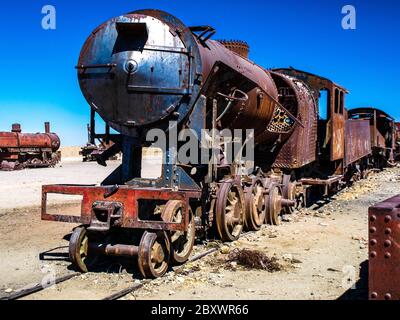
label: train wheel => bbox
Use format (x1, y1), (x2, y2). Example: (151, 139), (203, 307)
(283, 174), (297, 214)
(244, 178), (266, 231)
(69, 227), (98, 273)
(265, 183), (283, 226)
(138, 231), (170, 278)
(215, 181), (245, 242)
(162, 200), (195, 265)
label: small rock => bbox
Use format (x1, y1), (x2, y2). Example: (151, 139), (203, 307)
(319, 223), (329, 227)
(282, 253), (293, 261)
(220, 246), (230, 254)
(169, 290), (175, 296)
(176, 276), (185, 283)
(4, 288), (13, 293)
(247, 288), (255, 293)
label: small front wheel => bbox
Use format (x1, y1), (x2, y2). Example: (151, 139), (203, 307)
(69, 227), (98, 273)
(138, 231), (171, 278)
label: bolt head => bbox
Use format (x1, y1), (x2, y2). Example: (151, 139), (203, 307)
(384, 293), (392, 300)
(369, 227), (376, 233)
(384, 240), (392, 247)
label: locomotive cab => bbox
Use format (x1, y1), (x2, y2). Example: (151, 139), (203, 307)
(272, 68), (348, 177)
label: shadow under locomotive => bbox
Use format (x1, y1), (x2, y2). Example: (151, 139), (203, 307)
(41, 9), (399, 279)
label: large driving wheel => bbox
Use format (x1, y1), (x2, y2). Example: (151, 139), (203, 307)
(244, 178), (266, 231)
(138, 231), (170, 278)
(162, 200), (195, 265)
(215, 181), (245, 242)
(283, 174), (297, 214)
(69, 226), (98, 273)
(265, 183), (283, 226)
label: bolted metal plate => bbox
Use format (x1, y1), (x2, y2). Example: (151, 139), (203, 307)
(369, 195), (400, 300)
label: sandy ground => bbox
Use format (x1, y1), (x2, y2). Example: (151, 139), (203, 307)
(0, 162), (399, 300)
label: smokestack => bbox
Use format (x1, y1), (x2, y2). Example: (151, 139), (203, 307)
(11, 123), (21, 133)
(45, 122), (50, 134)
(217, 40), (250, 59)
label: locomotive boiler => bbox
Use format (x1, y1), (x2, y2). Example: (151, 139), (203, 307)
(41, 9), (395, 278)
(0, 122), (60, 170)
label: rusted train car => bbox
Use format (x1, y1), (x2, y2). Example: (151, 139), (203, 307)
(0, 122), (60, 170)
(395, 122), (400, 161)
(40, 9), (397, 278)
(348, 108), (397, 167)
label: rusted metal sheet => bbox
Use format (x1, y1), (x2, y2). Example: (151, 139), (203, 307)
(271, 72), (317, 169)
(0, 123), (60, 170)
(396, 122), (400, 161)
(300, 175), (343, 186)
(369, 195), (400, 300)
(331, 113), (345, 161)
(272, 68), (348, 163)
(348, 107), (396, 162)
(41, 184), (201, 232)
(217, 40), (249, 59)
(344, 119), (371, 166)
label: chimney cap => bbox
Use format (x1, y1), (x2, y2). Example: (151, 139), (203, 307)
(11, 123), (21, 133)
(217, 39), (250, 58)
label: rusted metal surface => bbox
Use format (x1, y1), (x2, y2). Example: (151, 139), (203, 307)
(300, 175), (343, 186)
(89, 243), (139, 257)
(270, 72), (317, 169)
(395, 122), (400, 161)
(0, 122), (60, 170)
(272, 68), (348, 164)
(161, 200), (195, 264)
(42, 184), (201, 232)
(244, 177), (266, 231)
(348, 107), (396, 161)
(344, 119), (372, 166)
(138, 231), (171, 278)
(215, 180), (245, 242)
(217, 40), (249, 58)
(369, 195), (400, 300)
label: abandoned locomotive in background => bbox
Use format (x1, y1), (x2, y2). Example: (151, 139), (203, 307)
(41, 9), (399, 278)
(0, 122), (60, 171)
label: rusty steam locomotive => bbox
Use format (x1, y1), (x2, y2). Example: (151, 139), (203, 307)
(41, 9), (399, 278)
(0, 122), (60, 171)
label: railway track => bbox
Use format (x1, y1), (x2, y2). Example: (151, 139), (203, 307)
(1, 248), (219, 301)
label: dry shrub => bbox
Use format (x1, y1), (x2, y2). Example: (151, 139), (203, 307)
(227, 249), (281, 272)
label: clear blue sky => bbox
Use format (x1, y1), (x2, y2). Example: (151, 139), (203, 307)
(1, 0), (399, 146)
